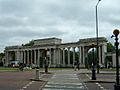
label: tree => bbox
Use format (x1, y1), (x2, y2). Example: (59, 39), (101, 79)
(107, 42), (115, 53)
(0, 53), (5, 60)
(0, 53), (5, 67)
(24, 40), (34, 46)
(87, 49), (97, 68)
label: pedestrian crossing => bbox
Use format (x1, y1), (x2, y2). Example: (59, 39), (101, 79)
(42, 73), (87, 90)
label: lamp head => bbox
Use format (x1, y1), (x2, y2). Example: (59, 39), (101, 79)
(113, 29), (119, 36)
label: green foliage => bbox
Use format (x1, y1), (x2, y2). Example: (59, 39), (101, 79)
(86, 42), (115, 68)
(0, 67), (18, 71)
(0, 53), (5, 60)
(107, 42), (115, 52)
(86, 50), (97, 68)
(24, 40), (34, 46)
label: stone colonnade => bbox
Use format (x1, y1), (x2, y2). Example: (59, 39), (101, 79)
(5, 45), (107, 67)
(5, 37), (107, 67)
(5, 47), (82, 67)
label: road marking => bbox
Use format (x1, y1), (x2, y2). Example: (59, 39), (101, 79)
(23, 86), (27, 89)
(96, 82), (106, 90)
(19, 81), (35, 90)
(100, 87), (104, 89)
(43, 73), (88, 90)
(86, 74), (91, 79)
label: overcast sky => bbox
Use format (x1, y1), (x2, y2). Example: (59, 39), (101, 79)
(0, 0), (119, 52)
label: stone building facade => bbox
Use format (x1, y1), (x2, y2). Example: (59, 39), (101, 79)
(4, 37), (107, 67)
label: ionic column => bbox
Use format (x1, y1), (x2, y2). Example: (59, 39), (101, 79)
(16, 50), (20, 60)
(68, 47), (70, 66)
(15, 51), (17, 60)
(34, 49), (37, 65)
(101, 45), (106, 64)
(73, 47), (75, 64)
(23, 51), (26, 64)
(79, 46), (82, 64)
(112, 54), (116, 67)
(53, 48), (56, 65)
(30, 50), (32, 64)
(59, 49), (62, 65)
(5, 51), (9, 66)
(81, 46), (85, 65)
(58, 48), (61, 65)
(37, 49), (40, 67)
(20, 51), (23, 63)
(49, 48), (52, 65)
(63, 48), (65, 65)
(27, 50), (29, 64)
(99, 46), (102, 64)
(83, 46), (85, 64)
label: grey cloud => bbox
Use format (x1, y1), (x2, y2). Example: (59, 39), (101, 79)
(0, 26), (65, 38)
(0, 0), (35, 14)
(0, 0), (119, 52)
(0, 15), (29, 27)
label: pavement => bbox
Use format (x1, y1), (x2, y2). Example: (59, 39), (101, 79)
(40, 69), (116, 90)
(77, 69), (115, 83)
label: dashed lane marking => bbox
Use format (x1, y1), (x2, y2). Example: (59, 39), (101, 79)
(19, 81), (35, 90)
(86, 74), (91, 79)
(96, 82), (106, 90)
(86, 75), (109, 90)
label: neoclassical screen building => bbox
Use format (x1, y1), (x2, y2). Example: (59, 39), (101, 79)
(4, 37), (107, 67)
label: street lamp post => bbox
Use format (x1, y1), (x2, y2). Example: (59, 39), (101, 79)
(96, 0), (101, 74)
(91, 44), (96, 80)
(112, 29), (120, 90)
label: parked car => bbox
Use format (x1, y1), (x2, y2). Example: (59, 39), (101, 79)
(99, 64), (105, 69)
(9, 60), (20, 67)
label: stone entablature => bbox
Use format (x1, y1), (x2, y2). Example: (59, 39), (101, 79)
(5, 37), (107, 50)
(33, 37), (62, 46)
(5, 46), (22, 51)
(78, 37), (107, 44)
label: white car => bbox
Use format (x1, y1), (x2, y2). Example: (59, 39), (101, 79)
(9, 60), (20, 67)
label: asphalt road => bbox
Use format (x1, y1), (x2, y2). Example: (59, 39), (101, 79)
(0, 70), (47, 90)
(0, 69), (117, 90)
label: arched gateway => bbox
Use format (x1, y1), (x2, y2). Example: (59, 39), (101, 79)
(4, 37), (107, 67)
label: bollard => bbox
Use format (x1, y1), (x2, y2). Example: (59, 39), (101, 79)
(36, 69), (41, 80)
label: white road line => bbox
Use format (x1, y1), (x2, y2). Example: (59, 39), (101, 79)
(86, 75), (107, 90)
(96, 83), (99, 84)
(98, 84), (101, 87)
(86, 74), (91, 79)
(96, 82), (106, 90)
(100, 87), (104, 89)
(23, 86), (27, 89)
(19, 81), (35, 90)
